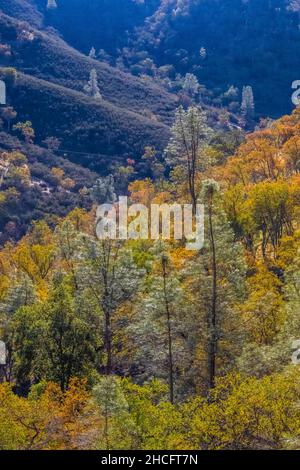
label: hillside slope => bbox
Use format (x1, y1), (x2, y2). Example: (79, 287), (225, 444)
(0, 130), (97, 243)
(130, 0), (300, 117)
(38, 0), (161, 55)
(0, 0), (42, 26)
(0, 11), (178, 125)
(2, 70), (171, 171)
(0, 8), (179, 173)
(24, 0), (300, 118)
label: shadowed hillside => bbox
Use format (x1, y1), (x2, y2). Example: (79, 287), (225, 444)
(0, 130), (98, 242)
(17, 0), (300, 119)
(1, 69), (171, 171)
(0, 0), (42, 26)
(0, 12), (178, 124)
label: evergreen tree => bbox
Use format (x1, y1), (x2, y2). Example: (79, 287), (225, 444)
(12, 276), (98, 390)
(182, 73), (200, 98)
(0, 274), (36, 383)
(90, 175), (117, 204)
(165, 106), (212, 213)
(93, 376), (134, 450)
(77, 240), (144, 375)
(84, 69), (102, 100)
(128, 243), (192, 401)
(47, 0), (57, 9)
(1, 107), (17, 132)
(186, 180), (246, 390)
(241, 85), (255, 125)
(199, 47), (207, 59)
(89, 47), (96, 59)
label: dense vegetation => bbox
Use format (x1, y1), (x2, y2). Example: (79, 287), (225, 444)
(0, 129), (97, 242)
(0, 104), (300, 449)
(0, 9), (178, 172)
(0, 0), (300, 452)
(17, 0), (300, 118)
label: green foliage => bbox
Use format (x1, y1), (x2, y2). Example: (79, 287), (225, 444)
(0, 3), (300, 450)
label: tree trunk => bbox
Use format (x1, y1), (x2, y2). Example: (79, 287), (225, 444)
(162, 256), (174, 404)
(208, 197), (217, 389)
(104, 304), (112, 375)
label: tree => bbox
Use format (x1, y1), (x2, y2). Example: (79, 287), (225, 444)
(43, 137), (61, 151)
(282, 136), (300, 175)
(90, 175), (116, 204)
(186, 181), (246, 391)
(77, 239), (144, 375)
(0, 151), (29, 189)
(84, 69), (102, 100)
(0, 379), (96, 450)
(13, 121), (35, 144)
(241, 86), (255, 126)
(287, 0), (300, 13)
(240, 266), (285, 346)
(160, 254), (175, 403)
(93, 376), (133, 450)
(89, 47), (96, 59)
(165, 106), (211, 213)
(183, 370), (300, 450)
(47, 0), (57, 9)
(128, 178), (155, 207)
(12, 220), (56, 286)
(141, 146), (165, 181)
(0, 274), (36, 383)
(203, 180), (219, 388)
(199, 47), (207, 59)
(182, 73), (200, 98)
(12, 277), (98, 391)
(247, 181), (296, 258)
(1, 107), (17, 132)
(128, 247), (185, 402)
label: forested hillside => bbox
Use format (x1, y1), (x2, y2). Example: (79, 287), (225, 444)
(17, 0), (300, 118)
(0, 6), (178, 171)
(0, 105), (300, 449)
(0, 0), (300, 454)
(3, 0), (300, 118)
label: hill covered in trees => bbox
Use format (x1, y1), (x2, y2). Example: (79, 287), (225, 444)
(1, 69), (171, 169)
(0, 0), (300, 454)
(0, 103), (300, 449)
(2, 0), (300, 120)
(0, 7), (179, 170)
(13, 0), (300, 119)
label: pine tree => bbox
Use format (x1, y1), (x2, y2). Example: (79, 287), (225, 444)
(287, 1), (300, 13)
(0, 274), (36, 383)
(77, 240), (144, 375)
(183, 73), (200, 98)
(241, 85), (255, 125)
(199, 47), (207, 59)
(89, 47), (96, 59)
(93, 376), (133, 450)
(47, 0), (57, 9)
(127, 243), (191, 401)
(165, 106), (212, 213)
(90, 175), (116, 204)
(84, 69), (102, 100)
(186, 180), (246, 391)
